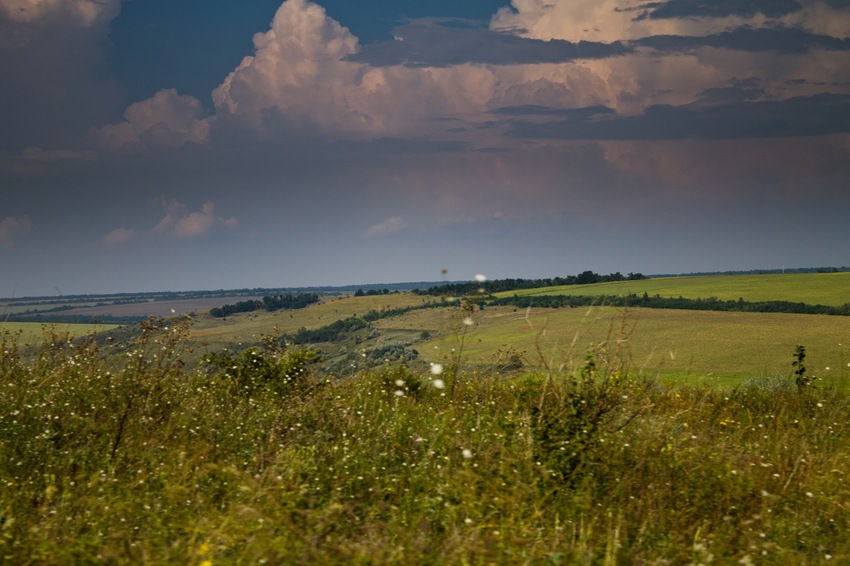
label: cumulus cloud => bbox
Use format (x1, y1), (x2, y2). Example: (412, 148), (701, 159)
(212, 0), (362, 135)
(0, 215), (32, 248)
(152, 200), (221, 239)
(97, 89), (212, 151)
(366, 216), (406, 238)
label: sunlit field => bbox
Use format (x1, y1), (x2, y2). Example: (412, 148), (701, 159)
(505, 272), (850, 307)
(375, 305), (850, 386)
(0, 322), (120, 343)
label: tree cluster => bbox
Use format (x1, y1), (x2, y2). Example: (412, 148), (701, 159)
(488, 293), (850, 316)
(415, 271), (645, 296)
(209, 293), (319, 318)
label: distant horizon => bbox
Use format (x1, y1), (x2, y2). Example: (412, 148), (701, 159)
(3, 265), (848, 302)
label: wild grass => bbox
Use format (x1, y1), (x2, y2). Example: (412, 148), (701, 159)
(2, 319), (849, 564)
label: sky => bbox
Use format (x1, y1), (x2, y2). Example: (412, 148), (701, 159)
(1, 0), (849, 296)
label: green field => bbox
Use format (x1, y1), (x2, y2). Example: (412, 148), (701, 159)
(3, 305), (850, 563)
(4, 275), (850, 562)
(188, 293), (432, 350)
(375, 305), (850, 386)
(175, 274), (850, 384)
(0, 321), (120, 343)
(502, 272), (850, 306)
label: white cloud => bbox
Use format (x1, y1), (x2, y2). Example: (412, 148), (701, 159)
(490, 0), (776, 43)
(103, 200), (238, 245)
(366, 216), (406, 238)
(97, 89), (212, 151)
(0, 215), (32, 248)
(151, 199), (236, 239)
(212, 0), (361, 134)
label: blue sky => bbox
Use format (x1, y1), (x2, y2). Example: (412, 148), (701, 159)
(1, 0), (849, 296)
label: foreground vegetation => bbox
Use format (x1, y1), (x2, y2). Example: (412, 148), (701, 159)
(2, 318), (849, 564)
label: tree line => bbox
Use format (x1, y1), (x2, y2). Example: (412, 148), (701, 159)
(209, 293), (320, 318)
(488, 293), (850, 316)
(414, 271), (645, 297)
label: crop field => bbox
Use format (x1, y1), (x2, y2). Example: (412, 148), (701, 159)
(504, 271), (850, 306)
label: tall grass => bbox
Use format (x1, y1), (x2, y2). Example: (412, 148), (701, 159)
(1, 321), (848, 563)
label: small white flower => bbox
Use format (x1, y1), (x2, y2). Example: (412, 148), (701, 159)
(806, 492), (814, 498)
(430, 363), (443, 375)
(394, 390), (404, 397)
(395, 379), (405, 387)
(462, 449), (473, 459)
(463, 317), (474, 326)
(432, 379), (445, 389)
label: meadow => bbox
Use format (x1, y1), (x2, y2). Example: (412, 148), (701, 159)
(2, 273), (850, 563)
(0, 322), (120, 343)
(505, 272), (850, 307)
(1, 317), (849, 563)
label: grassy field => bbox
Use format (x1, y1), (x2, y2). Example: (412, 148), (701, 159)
(189, 293), (432, 350)
(376, 304), (850, 387)
(503, 272), (850, 306)
(0, 321), (120, 343)
(2, 317), (849, 563)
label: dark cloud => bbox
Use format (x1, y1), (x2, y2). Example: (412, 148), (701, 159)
(506, 94), (850, 140)
(348, 19), (630, 67)
(0, 14), (122, 151)
(636, 25), (850, 55)
(634, 0), (803, 20)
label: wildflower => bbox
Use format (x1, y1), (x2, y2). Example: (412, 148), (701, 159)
(463, 317), (474, 326)
(395, 379), (405, 387)
(432, 379), (445, 389)
(462, 449), (473, 459)
(430, 363), (443, 375)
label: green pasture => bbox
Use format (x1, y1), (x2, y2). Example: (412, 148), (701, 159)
(502, 272), (850, 307)
(384, 305), (850, 387)
(0, 322), (120, 343)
